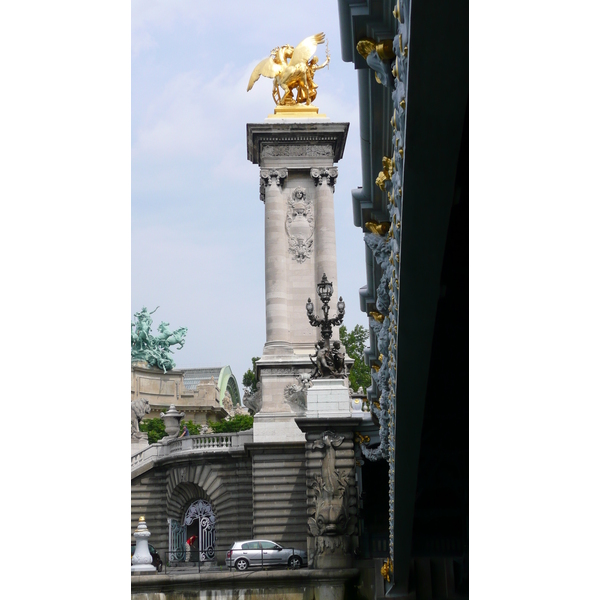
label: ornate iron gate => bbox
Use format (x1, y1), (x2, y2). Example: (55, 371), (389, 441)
(184, 499), (216, 561)
(169, 519), (186, 562)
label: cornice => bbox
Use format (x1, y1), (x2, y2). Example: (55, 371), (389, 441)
(247, 122), (349, 165)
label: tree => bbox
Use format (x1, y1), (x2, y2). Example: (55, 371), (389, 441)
(139, 417), (167, 445)
(242, 356), (260, 394)
(339, 324), (371, 392)
(208, 414), (254, 433)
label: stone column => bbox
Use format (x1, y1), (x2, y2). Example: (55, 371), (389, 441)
(247, 122), (349, 443)
(311, 167), (339, 315)
(261, 168), (291, 355)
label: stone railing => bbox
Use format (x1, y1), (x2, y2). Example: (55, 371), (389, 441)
(131, 430), (253, 478)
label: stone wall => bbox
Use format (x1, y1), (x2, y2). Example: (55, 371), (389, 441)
(132, 452), (254, 564)
(131, 363), (230, 425)
(131, 469), (169, 554)
(250, 442), (307, 551)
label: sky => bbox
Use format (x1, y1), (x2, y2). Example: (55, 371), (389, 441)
(132, 0), (369, 386)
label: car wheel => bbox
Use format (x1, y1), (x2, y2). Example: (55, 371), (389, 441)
(236, 558), (249, 571)
(288, 556), (302, 569)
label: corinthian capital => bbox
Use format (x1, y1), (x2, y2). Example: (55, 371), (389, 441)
(310, 167), (338, 192)
(259, 168), (288, 202)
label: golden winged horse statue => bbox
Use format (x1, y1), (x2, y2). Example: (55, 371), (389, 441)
(247, 33), (329, 106)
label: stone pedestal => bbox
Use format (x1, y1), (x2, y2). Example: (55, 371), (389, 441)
(306, 378), (352, 418)
(131, 516), (156, 574)
(247, 120), (349, 443)
(131, 432), (149, 456)
(295, 418), (359, 571)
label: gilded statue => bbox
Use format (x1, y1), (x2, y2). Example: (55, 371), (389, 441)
(247, 33), (329, 106)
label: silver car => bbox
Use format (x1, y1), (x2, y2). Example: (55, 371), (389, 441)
(226, 539), (307, 571)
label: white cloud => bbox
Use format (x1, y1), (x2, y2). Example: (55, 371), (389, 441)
(133, 60), (267, 160)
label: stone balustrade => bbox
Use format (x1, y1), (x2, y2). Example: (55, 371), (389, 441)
(131, 430), (253, 478)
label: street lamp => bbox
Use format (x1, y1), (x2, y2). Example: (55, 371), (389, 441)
(306, 273), (345, 349)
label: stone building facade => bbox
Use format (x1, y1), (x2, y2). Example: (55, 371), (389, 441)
(131, 362), (240, 425)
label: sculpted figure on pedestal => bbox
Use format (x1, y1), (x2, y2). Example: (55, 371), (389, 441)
(247, 33), (330, 106)
(309, 340), (334, 378)
(131, 398), (151, 439)
(131, 306), (187, 373)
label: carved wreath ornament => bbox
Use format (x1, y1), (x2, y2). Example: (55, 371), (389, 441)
(286, 187), (314, 263)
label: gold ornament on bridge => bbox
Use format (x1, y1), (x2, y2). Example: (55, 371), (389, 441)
(381, 557), (393, 582)
(247, 33), (330, 116)
(365, 220), (391, 236)
(376, 156), (394, 191)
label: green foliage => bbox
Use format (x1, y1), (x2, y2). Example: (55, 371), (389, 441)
(139, 418), (167, 445)
(242, 356), (260, 393)
(339, 324), (371, 393)
(208, 414), (254, 433)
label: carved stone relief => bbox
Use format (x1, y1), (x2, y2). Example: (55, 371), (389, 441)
(262, 144), (333, 158)
(308, 431), (357, 568)
(283, 373), (313, 412)
(285, 187), (314, 263)
(243, 382), (262, 415)
(259, 168), (288, 202)
(310, 167), (338, 192)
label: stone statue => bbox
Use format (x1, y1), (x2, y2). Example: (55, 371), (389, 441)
(131, 398), (151, 439)
(222, 390), (234, 414)
(131, 306), (187, 373)
(309, 338), (346, 380)
(308, 431), (357, 566)
(244, 382), (263, 416)
(247, 33), (329, 106)
(284, 373), (313, 411)
(331, 341), (346, 374)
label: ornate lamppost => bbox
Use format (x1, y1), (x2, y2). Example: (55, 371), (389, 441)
(306, 273), (346, 378)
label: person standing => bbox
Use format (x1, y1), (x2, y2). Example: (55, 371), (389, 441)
(185, 534), (198, 562)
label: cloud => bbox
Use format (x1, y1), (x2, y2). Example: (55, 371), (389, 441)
(133, 60), (265, 159)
